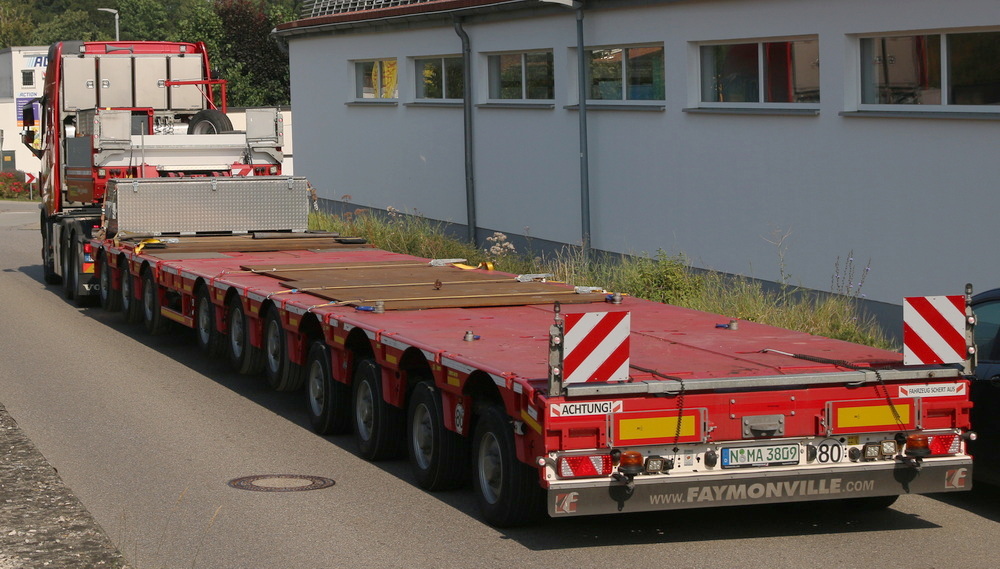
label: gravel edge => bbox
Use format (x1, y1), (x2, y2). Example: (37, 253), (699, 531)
(0, 402), (130, 569)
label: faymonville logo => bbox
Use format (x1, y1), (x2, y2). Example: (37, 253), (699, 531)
(648, 478), (877, 505)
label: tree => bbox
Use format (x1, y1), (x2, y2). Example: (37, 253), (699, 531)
(169, 0), (224, 63)
(118, 0), (169, 42)
(31, 9), (110, 45)
(213, 0), (292, 106)
(0, 1), (34, 48)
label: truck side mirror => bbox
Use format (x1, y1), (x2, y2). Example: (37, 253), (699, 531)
(22, 129), (43, 159)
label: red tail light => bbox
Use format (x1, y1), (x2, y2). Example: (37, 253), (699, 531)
(928, 434), (961, 455)
(557, 454), (613, 478)
(83, 243), (93, 254)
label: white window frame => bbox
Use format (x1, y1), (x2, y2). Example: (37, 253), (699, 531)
(21, 70), (35, 88)
(585, 43), (665, 103)
(855, 28), (1000, 114)
(353, 58), (398, 100)
(695, 36), (820, 110)
(413, 55), (464, 101)
(485, 50), (555, 101)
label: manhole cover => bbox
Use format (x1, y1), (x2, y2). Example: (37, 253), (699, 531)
(227, 474), (336, 492)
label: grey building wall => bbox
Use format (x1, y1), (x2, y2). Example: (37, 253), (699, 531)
(285, 0), (1000, 317)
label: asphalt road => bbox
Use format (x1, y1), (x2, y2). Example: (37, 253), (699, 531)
(1, 199), (999, 569)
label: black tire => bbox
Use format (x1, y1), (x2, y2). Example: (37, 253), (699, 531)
(407, 381), (469, 490)
(353, 359), (405, 461)
(227, 297), (263, 374)
(119, 260), (142, 324)
(41, 214), (61, 285)
(141, 269), (168, 335)
(263, 309), (305, 391)
(305, 341), (351, 435)
(473, 405), (544, 527)
(195, 287), (224, 356)
(187, 109), (232, 134)
(98, 252), (121, 312)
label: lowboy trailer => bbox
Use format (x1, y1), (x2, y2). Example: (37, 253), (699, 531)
(87, 176), (976, 526)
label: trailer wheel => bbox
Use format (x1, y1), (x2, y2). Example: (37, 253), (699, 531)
(263, 309), (305, 391)
(98, 252), (121, 312)
(305, 341), (351, 435)
(407, 381), (469, 490)
(227, 297), (263, 374)
(353, 359), (405, 460)
(473, 405), (544, 527)
(119, 261), (142, 324)
(195, 287), (224, 356)
(141, 269), (168, 335)
(187, 109), (233, 135)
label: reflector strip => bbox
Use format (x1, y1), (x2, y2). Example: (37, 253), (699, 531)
(830, 399), (916, 434)
(611, 410), (704, 445)
(903, 295), (966, 365)
(619, 416), (695, 440)
(563, 311), (630, 383)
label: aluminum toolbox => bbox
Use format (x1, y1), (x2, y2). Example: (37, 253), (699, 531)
(105, 176), (310, 236)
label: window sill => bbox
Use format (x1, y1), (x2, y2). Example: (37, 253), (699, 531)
(564, 103), (665, 112)
(840, 110), (1000, 120)
(476, 102), (555, 110)
(404, 101), (464, 108)
(345, 100), (398, 107)
(683, 107), (819, 116)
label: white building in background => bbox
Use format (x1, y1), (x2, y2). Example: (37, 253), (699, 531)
(0, 46), (47, 178)
(276, 0), (1000, 330)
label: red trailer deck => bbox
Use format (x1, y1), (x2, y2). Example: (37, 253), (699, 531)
(93, 229), (974, 526)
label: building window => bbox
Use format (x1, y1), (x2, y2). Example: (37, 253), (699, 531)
(355, 59), (398, 99)
(700, 39), (820, 104)
(487, 51), (554, 100)
(860, 31), (1000, 107)
(415, 57), (464, 99)
(22, 70), (34, 88)
(587, 45), (664, 101)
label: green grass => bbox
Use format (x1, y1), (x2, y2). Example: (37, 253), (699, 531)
(311, 209), (894, 350)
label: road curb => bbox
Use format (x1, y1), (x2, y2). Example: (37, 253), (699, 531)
(0, 402), (130, 568)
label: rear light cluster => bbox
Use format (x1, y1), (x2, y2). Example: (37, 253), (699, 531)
(555, 450), (674, 479)
(904, 433), (962, 457)
(557, 454), (613, 478)
(850, 432), (963, 462)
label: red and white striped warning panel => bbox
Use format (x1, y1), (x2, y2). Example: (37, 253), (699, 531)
(903, 295), (967, 365)
(563, 311), (630, 384)
(231, 163), (255, 177)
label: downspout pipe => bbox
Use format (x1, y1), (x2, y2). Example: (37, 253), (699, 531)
(575, 4), (591, 259)
(454, 17), (478, 245)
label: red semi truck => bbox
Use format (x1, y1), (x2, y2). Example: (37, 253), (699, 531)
(20, 40), (284, 300)
(24, 41), (976, 527)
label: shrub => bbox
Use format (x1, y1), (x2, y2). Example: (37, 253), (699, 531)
(0, 171), (31, 200)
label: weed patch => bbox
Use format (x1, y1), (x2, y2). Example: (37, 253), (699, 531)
(310, 210), (893, 350)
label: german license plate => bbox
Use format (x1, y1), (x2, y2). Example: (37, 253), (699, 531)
(721, 444), (799, 468)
